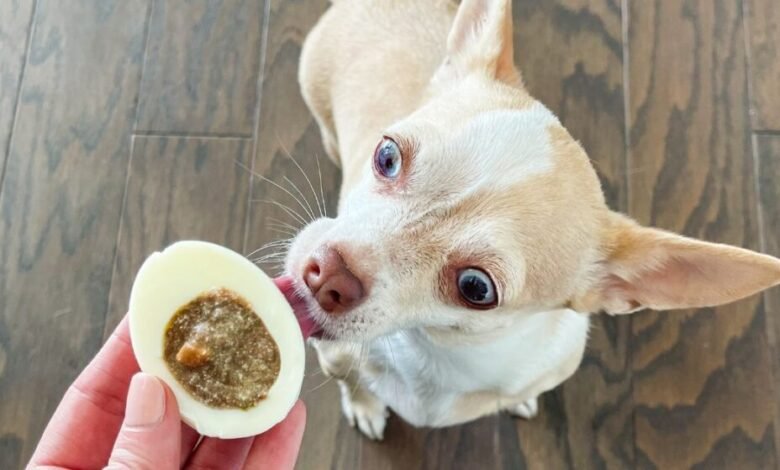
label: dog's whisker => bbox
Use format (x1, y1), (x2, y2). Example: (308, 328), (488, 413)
(266, 223), (298, 237)
(245, 240), (288, 259)
(254, 199), (309, 226)
(305, 364), (326, 378)
(253, 255), (288, 265)
(253, 253), (288, 263)
(342, 342), (360, 383)
(381, 337), (394, 393)
(266, 216), (301, 232)
(315, 152), (328, 218)
(268, 228), (297, 238)
(246, 240), (292, 260)
(253, 169), (316, 222)
(277, 134), (325, 219)
(233, 158), (311, 219)
(252, 250), (290, 262)
(350, 345), (367, 396)
(385, 336), (399, 377)
(282, 175), (317, 223)
(305, 373), (334, 394)
(251, 238), (292, 252)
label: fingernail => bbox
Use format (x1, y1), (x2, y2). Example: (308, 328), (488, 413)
(125, 373), (166, 427)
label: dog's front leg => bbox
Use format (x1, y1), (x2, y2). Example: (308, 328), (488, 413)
(505, 397), (539, 419)
(311, 339), (390, 440)
(337, 376), (389, 440)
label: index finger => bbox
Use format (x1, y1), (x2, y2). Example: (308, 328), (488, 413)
(242, 400), (306, 470)
(30, 317), (140, 468)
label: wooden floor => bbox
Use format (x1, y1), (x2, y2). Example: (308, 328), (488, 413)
(1, 1), (779, 469)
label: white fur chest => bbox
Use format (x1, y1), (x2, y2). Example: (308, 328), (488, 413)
(364, 309), (590, 426)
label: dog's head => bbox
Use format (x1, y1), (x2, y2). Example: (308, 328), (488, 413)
(285, 0), (780, 341)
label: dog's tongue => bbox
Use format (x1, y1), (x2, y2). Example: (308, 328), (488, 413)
(273, 275), (322, 340)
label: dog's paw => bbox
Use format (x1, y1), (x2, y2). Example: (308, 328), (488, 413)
(339, 382), (389, 440)
(508, 397), (539, 420)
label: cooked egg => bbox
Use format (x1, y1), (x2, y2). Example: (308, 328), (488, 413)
(128, 240), (304, 438)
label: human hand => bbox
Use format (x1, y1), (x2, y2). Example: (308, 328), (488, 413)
(28, 316), (306, 469)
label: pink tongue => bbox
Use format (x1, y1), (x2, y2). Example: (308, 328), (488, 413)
(273, 275), (321, 339)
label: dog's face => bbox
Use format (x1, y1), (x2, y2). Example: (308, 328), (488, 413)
(285, 0), (780, 341)
(287, 77), (607, 340)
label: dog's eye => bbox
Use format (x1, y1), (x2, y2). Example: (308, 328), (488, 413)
(457, 268), (497, 308)
(373, 138), (402, 179)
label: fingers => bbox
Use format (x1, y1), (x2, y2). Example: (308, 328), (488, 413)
(71, 317), (139, 415)
(244, 401), (306, 470)
(184, 437), (253, 470)
(106, 373), (181, 470)
(181, 423), (201, 466)
(29, 317), (140, 468)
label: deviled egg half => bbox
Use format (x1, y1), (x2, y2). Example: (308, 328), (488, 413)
(128, 240), (304, 438)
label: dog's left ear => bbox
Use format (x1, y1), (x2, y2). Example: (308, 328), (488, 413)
(574, 214), (780, 315)
(440, 0), (521, 86)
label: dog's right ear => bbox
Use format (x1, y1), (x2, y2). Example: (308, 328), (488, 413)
(573, 214), (780, 315)
(438, 0), (521, 86)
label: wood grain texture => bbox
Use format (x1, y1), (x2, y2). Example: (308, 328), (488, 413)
(0, 0), (35, 189)
(103, 136), (251, 337)
(510, 1), (633, 468)
(756, 135), (780, 467)
(3, 0), (779, 469)
(744, 0), (780, 130)
(627, 1), (777, 468)
(135, 0), (263, 135)
(0, 1), (148, 468)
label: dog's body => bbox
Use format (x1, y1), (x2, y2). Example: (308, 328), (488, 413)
(297, 0), (584, 435)
(290, 0), (780, 440)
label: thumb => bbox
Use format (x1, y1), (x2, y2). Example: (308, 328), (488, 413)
(106, 373), (182, 470)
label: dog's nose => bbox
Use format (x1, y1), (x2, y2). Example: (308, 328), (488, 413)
(303, 246), (365, 314)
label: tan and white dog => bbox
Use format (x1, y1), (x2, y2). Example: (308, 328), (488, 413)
(280, 0), (780, 440)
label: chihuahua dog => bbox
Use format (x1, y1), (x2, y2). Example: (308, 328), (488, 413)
(282, 0), (780, 440)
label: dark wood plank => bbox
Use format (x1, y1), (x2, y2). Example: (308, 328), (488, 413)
(0, 1), (149, 468)
(627, 1), (777, 468)
(755, 135), (780, 467)
(135, 0), (263, 136)
(103, 136), (252, 337)
(362, 414), (509, 470)
(508, 1), (633, 468)
(0, 0), (35, 189)
(745, 0), (780, 130)
(243, 1), (345, 469)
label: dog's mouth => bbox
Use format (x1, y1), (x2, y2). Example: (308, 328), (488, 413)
(274, 275), (325, 339)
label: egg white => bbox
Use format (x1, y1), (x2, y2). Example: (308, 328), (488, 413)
(128, 240), (304, 438)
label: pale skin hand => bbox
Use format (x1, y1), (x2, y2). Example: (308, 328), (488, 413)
(28, 316), (306, 470)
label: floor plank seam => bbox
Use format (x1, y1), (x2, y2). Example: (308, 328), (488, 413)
(132, 130), (254, 140)
(753, 129), (780, 137)
(131, 0), (156, 132)
(100, 0), (157, 341)
(621, 0), (639, 464)
(741, 0), (759, 133)
(0, 0), (39, 198)
(621, 0), (632, 213)
(242, 0), (273, 254)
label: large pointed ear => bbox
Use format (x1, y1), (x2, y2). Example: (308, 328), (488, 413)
(576, 215), (780, 315)
(437, 0), (521, 86)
